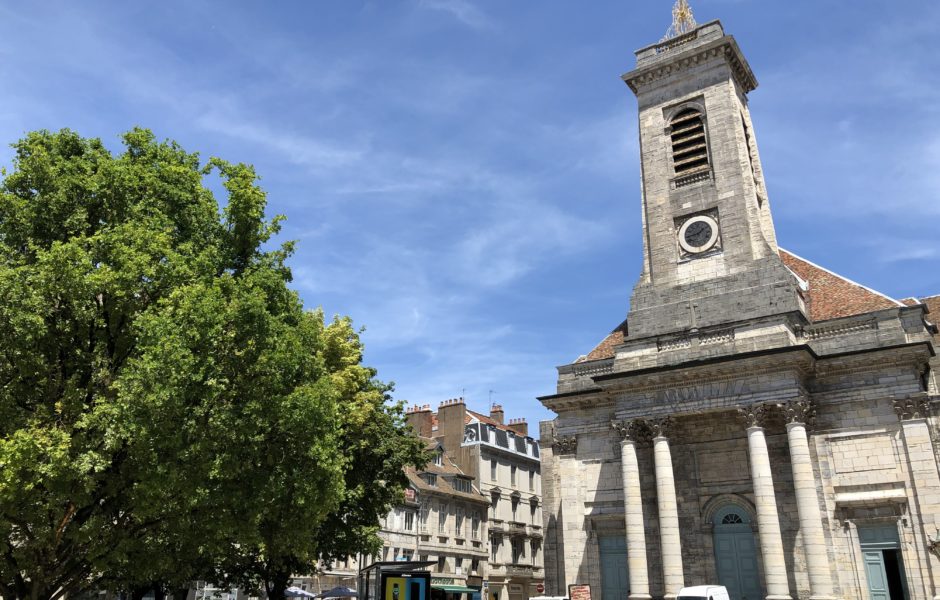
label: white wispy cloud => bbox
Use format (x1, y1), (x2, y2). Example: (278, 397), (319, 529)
(417, 0), (494, 31)
(195, 111), (366, 171)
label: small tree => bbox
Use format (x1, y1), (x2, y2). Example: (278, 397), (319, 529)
(0, 128), (422, 600)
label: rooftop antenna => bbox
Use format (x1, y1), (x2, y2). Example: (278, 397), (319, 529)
(663, 0), (697, 41)
(489, 390), (494, 404)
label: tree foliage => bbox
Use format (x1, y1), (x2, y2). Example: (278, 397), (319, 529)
(0, 129), (426, 600)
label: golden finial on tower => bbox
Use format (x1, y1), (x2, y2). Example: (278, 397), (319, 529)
(663, 0), (697, 40)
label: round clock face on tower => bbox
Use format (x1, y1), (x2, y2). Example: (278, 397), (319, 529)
(678, 214), (720, 254)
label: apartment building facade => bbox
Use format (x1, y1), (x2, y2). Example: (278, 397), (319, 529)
(408, 400), (544, 600)
(299, 438), (488, 598)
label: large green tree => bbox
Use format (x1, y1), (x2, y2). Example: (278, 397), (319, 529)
(0, 128), (424, 600)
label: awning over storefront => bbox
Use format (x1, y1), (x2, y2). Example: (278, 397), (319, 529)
(431, 585), (477, 594)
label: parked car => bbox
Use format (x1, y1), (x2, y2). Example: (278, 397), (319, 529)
(676, 586), (730, 600)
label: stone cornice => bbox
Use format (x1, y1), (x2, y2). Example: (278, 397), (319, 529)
(595, 346), (815, 393)
(542, 342), (934, 414)
(622, 36), (758, 95)
(812, 342), (933, 379)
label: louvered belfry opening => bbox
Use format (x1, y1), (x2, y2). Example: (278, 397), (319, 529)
(670, 108), (709, 175)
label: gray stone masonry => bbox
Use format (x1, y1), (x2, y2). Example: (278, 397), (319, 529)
(539, 17), (940, 600)
(622, 21), (802, 341)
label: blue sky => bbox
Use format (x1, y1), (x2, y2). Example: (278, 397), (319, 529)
(1, 1), (939, 432)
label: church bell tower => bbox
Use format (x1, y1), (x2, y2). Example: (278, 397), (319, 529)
(621, 7), (805, 339)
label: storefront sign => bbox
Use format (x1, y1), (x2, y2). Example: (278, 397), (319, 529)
(568, 584), (591, 600)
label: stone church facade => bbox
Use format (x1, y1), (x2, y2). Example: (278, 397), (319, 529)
(538, 19), (940, 600)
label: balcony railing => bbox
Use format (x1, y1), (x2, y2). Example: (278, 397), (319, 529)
(506, 565), (535, 578)
(509, 522), (526, 536)
(489, 520), (506, 533)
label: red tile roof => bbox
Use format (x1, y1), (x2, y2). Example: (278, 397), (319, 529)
(779, 249), (903, 321)
(580, 319), (628, 363)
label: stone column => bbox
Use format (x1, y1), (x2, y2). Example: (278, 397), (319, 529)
(554, 434), (584, 592)
(651, 417), (683, 600)
(781, 399), (836, 600)
(894, 394), (940, 600)
(613, 420), (652, 600)
(739, 404), (792, 600)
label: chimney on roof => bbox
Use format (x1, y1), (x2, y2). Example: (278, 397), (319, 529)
(405, 404), (434, 438)
(436, 398), (467, 458)
(490, 404), (504, 425)
(437, 397), (466, 428)
(507, 417), (528, 437)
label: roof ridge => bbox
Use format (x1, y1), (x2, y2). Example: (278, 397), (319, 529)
(779, 248), (904, 308)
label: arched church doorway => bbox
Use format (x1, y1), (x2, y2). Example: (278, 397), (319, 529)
(712, 505), (761, 600)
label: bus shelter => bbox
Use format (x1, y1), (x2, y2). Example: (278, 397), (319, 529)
(358, 562), (434, 600)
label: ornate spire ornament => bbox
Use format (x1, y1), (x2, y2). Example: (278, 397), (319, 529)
(663, 0), (697, 40)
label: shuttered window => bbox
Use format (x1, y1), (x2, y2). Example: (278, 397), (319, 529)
(670, 108), (709, 175)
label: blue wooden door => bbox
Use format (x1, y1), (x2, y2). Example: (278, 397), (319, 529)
(713, 506), (762, 600)
(598, 535), (629, 600)
(863, 551), (889, 600)
(858, 524), (907, 600)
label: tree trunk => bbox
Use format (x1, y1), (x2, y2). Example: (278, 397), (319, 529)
(171, 585), (191, 600)
(131, 585), (150, 600)
(266, 569), (290, 600)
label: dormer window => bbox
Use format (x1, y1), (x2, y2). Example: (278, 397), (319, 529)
(434, 450), (443, 466)
(670, 108), (709, 176)
(424, 473), (437, 487)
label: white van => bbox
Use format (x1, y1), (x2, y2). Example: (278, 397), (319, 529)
(676, 586), (730, 600)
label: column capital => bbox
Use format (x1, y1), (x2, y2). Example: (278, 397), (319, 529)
(737, 403), (771, 429)
(894, 393), (931, 421)
(612, 418), (653, 444)
(648, 416), (675, 439)
(553, 434), (578, 455)
(779, 397), (816, 427)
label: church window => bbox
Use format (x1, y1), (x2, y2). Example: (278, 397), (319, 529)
(721, 513), (744, 525)
(669, 108), (709, 176)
